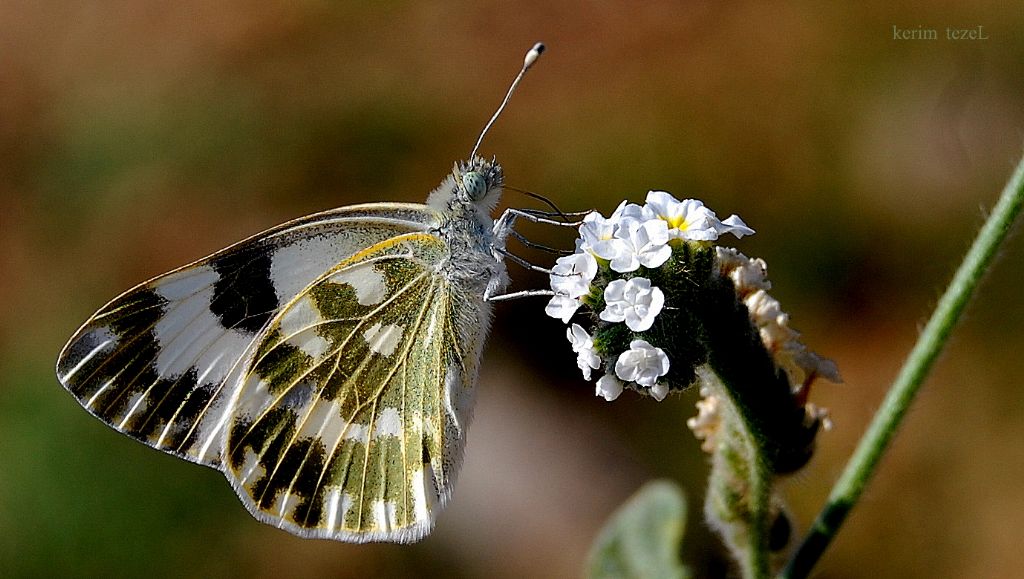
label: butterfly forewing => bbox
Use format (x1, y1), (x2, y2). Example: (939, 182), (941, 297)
(56, 157), (505, 543)
(56, 204), (442, 466)
(225, 232), (462, 541)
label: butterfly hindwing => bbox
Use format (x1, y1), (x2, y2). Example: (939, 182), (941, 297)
(224, 232), (469, 541)
(56, 204), (442, 466)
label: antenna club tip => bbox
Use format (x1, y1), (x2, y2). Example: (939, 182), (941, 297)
(470, 43), (546, 160)
(524, 42), (545, 69)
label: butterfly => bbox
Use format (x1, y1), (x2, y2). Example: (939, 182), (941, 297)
(56, 43), (547, 543)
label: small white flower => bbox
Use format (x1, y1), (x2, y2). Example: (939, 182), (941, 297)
(595, 373), (624, 402)
(644, 191), (718, 241)
(577, 203), (664, 269)
(600, 277), (665, 332)
(644, 191), (755, 241)
(549, 252), (598, 298)
(649, 383), (669, 402)
(567, 323), (601, 381)
(607, 219), (672, 273)
(545, 294), (582, 323)
(614, 339), (670, 387)
(578, 212), (617, 258)
(610, 200), (655, 222)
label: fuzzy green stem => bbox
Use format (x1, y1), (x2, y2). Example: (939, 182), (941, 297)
(743, 437), (773, 579)
(780, 153), (1024, 579)
(703, 371), (774, 579)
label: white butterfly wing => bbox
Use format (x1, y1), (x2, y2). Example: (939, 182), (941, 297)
(56, 204), (442, 467)
(58, 156), (506, 543)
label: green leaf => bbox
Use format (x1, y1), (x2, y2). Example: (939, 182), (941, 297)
(586, 480), (690, 579)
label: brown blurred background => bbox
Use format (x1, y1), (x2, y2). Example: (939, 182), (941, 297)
(2, 2), (1023, 578)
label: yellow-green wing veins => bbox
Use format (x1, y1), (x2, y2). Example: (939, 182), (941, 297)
(224, 232), (477, 542)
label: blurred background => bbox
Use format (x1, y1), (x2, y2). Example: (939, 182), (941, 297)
(2, 2), (1023, 577)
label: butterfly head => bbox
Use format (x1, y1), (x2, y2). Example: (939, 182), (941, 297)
(458, 156), (503, 204)
(428, 156), (504, 214)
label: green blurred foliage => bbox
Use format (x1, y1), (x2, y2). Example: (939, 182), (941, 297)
(2, 2), (1023, 578)
(587, 480), (689, 579)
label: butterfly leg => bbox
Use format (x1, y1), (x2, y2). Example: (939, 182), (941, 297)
(486, 208), (591, 302)
(507, 229), (573, 255)
(484, 288), (555, 302)
(493, 246), (554, 274)
(494, 207), (587, 231)
(492, 207), (586, 255)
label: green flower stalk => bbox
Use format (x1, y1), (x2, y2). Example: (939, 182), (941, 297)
(781, 153), (1024, 578)
(549, 192), (839, 577)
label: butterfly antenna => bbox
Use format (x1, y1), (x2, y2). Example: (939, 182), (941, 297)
(469, 42), (545, 160)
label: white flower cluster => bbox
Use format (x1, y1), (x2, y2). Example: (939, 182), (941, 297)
(579, 192), (754, 268)
(548, 191), (753, 402)
(566, 324), (671, 402)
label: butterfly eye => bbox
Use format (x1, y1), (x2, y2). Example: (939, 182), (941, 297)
(462, 171), (488, 200)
